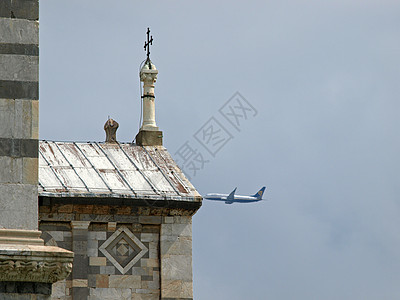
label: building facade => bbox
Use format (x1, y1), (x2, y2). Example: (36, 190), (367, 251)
(38, 141), (201, 299)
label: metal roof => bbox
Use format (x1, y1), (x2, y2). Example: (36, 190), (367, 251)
(38, 141), (201, 203)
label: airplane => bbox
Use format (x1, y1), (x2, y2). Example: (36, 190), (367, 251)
(204, 187), (266, 204)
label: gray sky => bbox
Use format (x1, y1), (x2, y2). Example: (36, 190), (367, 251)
(40, 1), (400, 299)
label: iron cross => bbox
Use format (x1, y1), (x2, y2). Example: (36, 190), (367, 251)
(144, 27), (153, 60)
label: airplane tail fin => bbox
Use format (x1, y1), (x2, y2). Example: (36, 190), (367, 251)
(252, 187), (266, 200)
(227, 187), (237, 201)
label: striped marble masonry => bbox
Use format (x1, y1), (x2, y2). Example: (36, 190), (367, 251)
(0, 17), (39, 100)
(0, 0), (39, 231)
(0, 0), (38, 150)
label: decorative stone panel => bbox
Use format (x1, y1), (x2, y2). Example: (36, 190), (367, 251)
(99, 226), (148, 274)
(40, 219), (161, 299)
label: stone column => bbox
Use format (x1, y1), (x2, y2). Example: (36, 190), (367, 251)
(0, 0), (40, 232)
(135, 60), (163, 146)
(71, 221), (90, 299)
(160, 216), (193, 299)
(0, 1), (73, 298)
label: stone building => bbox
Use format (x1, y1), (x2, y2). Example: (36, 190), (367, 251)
(0, 2), (201, 297)
(37, 57), (202, 299)
(38, 141), (201, 299)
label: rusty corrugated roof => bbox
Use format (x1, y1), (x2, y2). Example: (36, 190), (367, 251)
(38, 141), (201, 202)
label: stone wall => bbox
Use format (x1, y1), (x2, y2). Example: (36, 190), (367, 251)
(160, 217), (193, 299)
(39, 204), (194, 300)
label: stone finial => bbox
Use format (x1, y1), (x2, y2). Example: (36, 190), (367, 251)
(135, 60), (163, 146)
(104, 118), (119, 143)
(135, 28), (162, 146)
(139, 61), (159, 131)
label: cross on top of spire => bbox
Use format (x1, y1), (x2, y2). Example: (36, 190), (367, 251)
(144, 27), (153, 61)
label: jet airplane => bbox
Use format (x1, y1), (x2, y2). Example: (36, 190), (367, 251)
(204, 187), (266, 204)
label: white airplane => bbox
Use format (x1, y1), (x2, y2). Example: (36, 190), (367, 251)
(204, 187), (266, 204)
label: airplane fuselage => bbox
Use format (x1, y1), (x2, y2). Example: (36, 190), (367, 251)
(204, 187), (266, 204)
(204, 193), (261, 203)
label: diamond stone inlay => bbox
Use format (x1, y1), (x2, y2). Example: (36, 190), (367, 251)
(117, 243), (129, 256)
(99, 226), (148, 274)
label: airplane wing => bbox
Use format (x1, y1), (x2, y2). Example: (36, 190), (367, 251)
(227, 188), (237, 201)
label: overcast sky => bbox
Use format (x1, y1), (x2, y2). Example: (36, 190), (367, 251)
(39, 1), (400, 299)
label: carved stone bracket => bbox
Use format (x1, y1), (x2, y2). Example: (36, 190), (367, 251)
(0, 245), (73, 283)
